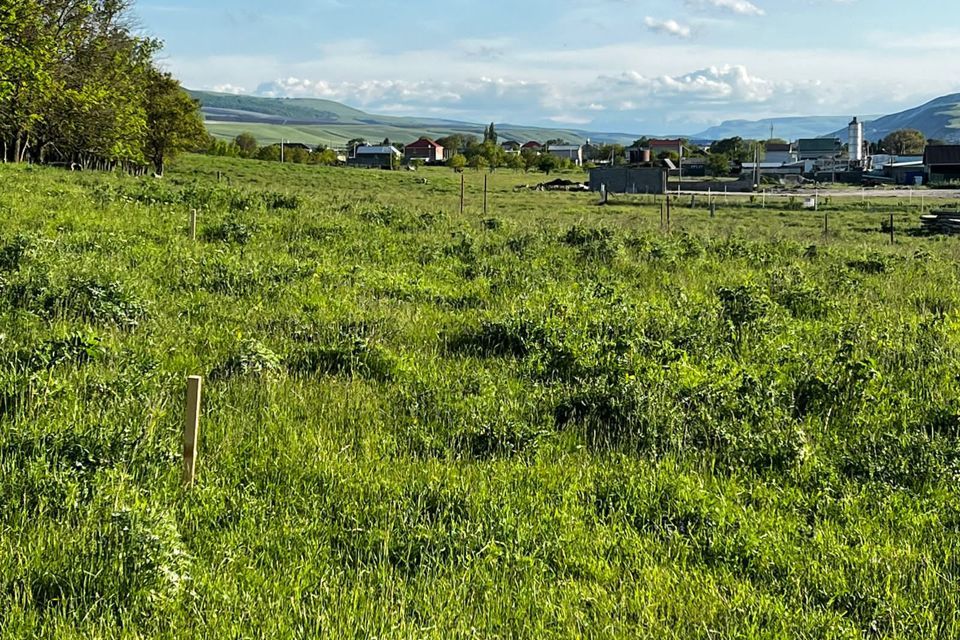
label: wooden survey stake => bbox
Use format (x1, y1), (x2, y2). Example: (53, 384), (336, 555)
(182, 375), (202, 486)
(189, 209), (197, 241)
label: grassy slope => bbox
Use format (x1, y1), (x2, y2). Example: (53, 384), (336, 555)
(2, 156), (960, 637)
(194, 90), (638, 147)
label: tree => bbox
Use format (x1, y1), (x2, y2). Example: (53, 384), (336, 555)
(448, 153), (466, 172)
(484, 122), (498, 145)
(881, 129), (926, 155)
(537, 154), (559, 175)
(710, 137), (748, 162)
(142, 70), (206, 176)
(506, 152), (525, 172)
(630, 137), (650, 149)
(257, 145), (281, 162)
(235, 132), (258, 157)
(707, 153), (729, 177)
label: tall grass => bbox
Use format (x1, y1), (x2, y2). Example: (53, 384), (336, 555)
(1, 156), (959, 638)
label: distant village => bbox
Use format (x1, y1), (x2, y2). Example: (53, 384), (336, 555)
(343, 117), (960, 191)
(236, 117), (960, 194)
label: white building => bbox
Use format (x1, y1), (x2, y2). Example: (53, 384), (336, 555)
(547, 144), (584, 166)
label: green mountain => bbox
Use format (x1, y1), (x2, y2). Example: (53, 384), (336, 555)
(191, 90), (640, 147)
(829, 93), (960, 143)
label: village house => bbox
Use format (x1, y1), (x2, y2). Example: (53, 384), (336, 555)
(521, 141), (543, 153)
(546, 144), (583, 166)
(347, 145), (401, 169)
(501, 141), (521, 154)
(403, 137), (445, 164)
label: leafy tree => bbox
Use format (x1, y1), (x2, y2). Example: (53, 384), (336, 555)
(235, 132), (258, 157)
(506, 152), (525, 172)
(881, 129), (926, 155)
(537, 154), (560, 175)
(707, 153), (729, 177)
(257, 145), (281, 162)
(630, 137), (650, 149)
(142, 70), (206, 176)
(710, 137), (747, 162)
(448, 153), (466, 172)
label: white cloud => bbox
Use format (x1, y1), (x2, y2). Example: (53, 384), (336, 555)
(687, 0), (765, 16)
(643, 16), (692, 38)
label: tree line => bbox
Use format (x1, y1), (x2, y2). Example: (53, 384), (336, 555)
(0, 0), (206, 175)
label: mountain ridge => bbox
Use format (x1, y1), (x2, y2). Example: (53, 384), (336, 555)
(191, 90), (960, 148)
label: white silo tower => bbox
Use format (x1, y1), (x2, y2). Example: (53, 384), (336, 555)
(848, 117), (864, 162)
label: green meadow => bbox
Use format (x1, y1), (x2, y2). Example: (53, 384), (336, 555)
(2, 155), (960, 638)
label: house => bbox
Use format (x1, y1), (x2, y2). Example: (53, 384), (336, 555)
(271, 142), (313, 153)
(925, 145), (960, 184)
(764, 142), (797, 165)
(796, 138), (842, 161)
(547, 144), (583, 166)
(501, 141), (521, 154)
(521, 141), (543, 153)
(347, 145), (401, 169)
(403, 137), (445, 164)
(648, 139), (684, 157)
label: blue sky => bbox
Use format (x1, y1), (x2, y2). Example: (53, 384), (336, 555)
(137, 0), (960, 135)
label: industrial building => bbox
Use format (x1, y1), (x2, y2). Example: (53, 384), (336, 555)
(925, 146), (960, 185)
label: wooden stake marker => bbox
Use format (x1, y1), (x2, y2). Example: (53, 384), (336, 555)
(460, 174), (465, 214)
(182, 375), (202, 487)
(189, 209), (198, 241)
(483, 174), (488, 215)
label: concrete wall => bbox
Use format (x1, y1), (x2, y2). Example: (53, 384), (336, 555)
(589, 167), (667, 194)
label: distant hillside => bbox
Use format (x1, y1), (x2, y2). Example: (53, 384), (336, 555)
(830, 94), (960, 143)
(190, 90), (640, 147)
(692, 116), (864, 142)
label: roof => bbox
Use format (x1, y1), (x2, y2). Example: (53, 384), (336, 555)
(501, 141), (521, 147)
(521, 141), (543, 148)
(406, 138), (441, 149)
(765, 143), (793, 152)
(887, 161), (925, 168)
(797, 138), (842, 154)
(649, 139), (683, 147)
(549, 145), (582, 152)
(356, 146), (401, 156)
(925, 145), (960, 165)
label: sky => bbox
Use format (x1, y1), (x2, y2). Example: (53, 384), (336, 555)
(136, 0), (960, 135)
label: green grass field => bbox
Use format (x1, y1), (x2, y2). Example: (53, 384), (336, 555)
(2, 155), (960, 638)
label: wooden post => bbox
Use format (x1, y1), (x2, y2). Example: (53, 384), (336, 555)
(762, 189), (766, 209)
(823, 211), (828, 237)
(189, 209), (197, 241)
(483, 174), (488, 215)
(660, 202), (664, 228)
(182, 376), (202, 487)
(217, 171), (222, 183)
(889, 213), (895, 244)
(710, 202), (716, 218)
(815, 189), (819, 212)
(460, 174), (465, 214)
(666, 196), (672, 231)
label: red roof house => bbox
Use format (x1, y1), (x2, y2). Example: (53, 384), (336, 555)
(403, 137), (445, 163)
